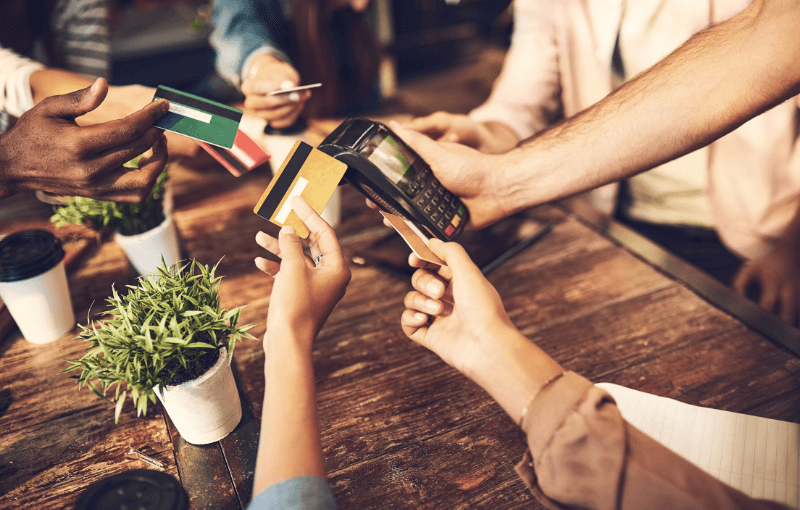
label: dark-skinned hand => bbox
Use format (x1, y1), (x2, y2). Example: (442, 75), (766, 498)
(0, 78), (169, 203)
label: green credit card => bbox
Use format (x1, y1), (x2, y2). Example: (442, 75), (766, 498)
(152, 85), (243, 149)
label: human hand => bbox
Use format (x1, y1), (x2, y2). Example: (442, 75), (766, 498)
(255, 197), (351, 351)
(242, 54), (311, 128)
(79, 84), (200, 159)
(405, 112), (515, 154)
(388, 121), (512, 229)
(400, 239), (515, 378)
(733, 244), (800, 325)
(0, 78), (169, 203)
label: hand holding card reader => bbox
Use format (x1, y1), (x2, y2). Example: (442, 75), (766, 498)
(318, 118), (469, 241)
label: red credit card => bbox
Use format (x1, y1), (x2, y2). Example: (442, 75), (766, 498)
(198, 130), (270, 177)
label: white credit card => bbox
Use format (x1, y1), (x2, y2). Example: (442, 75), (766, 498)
(268, 83), (322, 96)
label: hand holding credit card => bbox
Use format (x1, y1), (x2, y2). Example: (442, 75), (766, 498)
(380, 212), (445, 266)
(253, 141), (347, 238)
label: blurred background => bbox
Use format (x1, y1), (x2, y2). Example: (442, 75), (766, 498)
(107, 0), (513, 116)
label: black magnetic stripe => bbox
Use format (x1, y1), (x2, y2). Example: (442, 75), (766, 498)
(155, 86), (242, 122)
(256, 142), (312, 219)
(217, 147), (248, 174)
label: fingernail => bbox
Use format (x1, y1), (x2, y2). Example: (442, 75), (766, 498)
(281, 226), (296, 236)
(160, 99), (170, 112)
(389, 120), (402, 130)
(280, 80), (294, 90)
(429, 238), (444, 246)
(288, 92), (300, 102)
(415, 312), (427, 321)
(425, 299), (441, 313)
(428, 280), (444, 296)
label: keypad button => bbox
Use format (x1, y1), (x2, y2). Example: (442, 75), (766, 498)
(445, 225), (455, 236)
(431, 210), (441, 222)
(437, 219), (447, 229)
(437, 203), (447, 213)
(456, 205), (466, 217)
(424, 203), (434, 215)
(451, 215), (461, 228)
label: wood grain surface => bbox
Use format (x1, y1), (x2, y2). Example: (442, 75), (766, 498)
(1, 149), (799, 510)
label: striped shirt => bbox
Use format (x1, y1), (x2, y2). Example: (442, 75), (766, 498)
(50, 0), (111, 79)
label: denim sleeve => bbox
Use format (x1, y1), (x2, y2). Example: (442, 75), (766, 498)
(211, 0), (292, 86)
(247, 476), (338, 510)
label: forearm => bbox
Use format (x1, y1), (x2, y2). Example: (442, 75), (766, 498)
(497, 0), (800, 212)
(481, 121), (521, 154)
(253, 332), (326, 496)
(466, 323), (563, 426)
(0, 132), (15, 199)
(29, 69), (94, 105)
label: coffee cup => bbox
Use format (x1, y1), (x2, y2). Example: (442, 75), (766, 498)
(0, 230), (74, 344)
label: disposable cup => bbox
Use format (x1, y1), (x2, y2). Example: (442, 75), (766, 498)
(0, 230), (74, 344)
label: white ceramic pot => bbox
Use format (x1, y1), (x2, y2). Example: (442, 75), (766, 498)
(114, 214), (180, 277)
(154, 347), (242, 445)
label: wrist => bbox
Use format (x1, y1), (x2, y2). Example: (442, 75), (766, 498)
(245, 53), (288, 80)
(466, 323), (563, 424)
(0, 133), (18, 198)
(265, 325), (315, 355)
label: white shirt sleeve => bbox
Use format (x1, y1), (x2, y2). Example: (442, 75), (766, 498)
(0, 44), (44, 118)
(468, 0), (563, 140)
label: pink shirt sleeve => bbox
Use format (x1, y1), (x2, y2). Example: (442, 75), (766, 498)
(515, 372), (791, 510)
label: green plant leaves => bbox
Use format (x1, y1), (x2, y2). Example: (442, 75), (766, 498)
(50, 167), (169, 235)
(65, 257), (256, 421)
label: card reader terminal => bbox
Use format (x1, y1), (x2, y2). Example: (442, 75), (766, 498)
(318, 118), (469, 241)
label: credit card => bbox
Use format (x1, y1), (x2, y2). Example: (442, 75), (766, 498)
(152, 85), (242, 149)
(268, 83), (322, 95)
(253, 141), (347, 238)
(198, 130), (270, 177)
(380, 212), (445, 266)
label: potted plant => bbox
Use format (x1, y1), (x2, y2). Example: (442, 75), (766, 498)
(63, 258), (256, 445)
(50, 157), (180, 276)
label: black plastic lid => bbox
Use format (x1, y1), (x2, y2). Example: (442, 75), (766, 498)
(75, 469), (188, 510)
(0, 230), (65, 282)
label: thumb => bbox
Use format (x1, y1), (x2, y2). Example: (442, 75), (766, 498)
(43, 78), (108, 119)
(390, 121), (449, 169)
(277, 226), (307, 267)
(428, 239), (483, 285)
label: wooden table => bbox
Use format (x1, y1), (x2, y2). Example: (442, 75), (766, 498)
(2, 149), (800, 510)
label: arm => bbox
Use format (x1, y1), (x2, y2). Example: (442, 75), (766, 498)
(25, 69), (199, 158)
(405, 0), (561, 154)
(211, 0), (309, 127)
(0, 45), (44, 118)
(0, 79), (169, 202)
(250, 197), (350, 504)
(394, 0), (800, 229)
(400, 242), (791, 510)
(732, 202), (800, 325)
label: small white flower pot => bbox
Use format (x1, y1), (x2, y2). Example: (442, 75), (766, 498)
(114, 214), (180, 277)
(155, 347), (242, 445)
